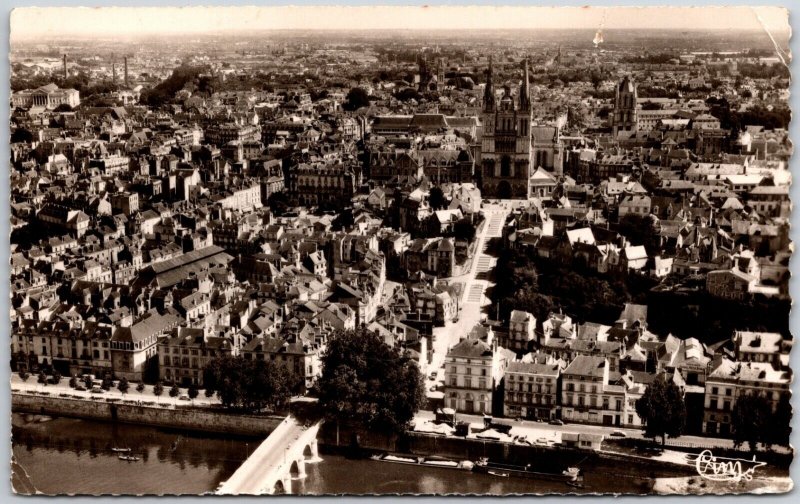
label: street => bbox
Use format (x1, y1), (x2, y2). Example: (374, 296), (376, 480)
(426, 202), (510, 394)
(10, 374), (221, 408)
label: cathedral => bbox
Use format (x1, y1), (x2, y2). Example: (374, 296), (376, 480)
(480, 58), (533, 199)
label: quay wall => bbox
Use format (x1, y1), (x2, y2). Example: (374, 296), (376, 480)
(319, 423), (697, 478)
(12, 393), (284, 437)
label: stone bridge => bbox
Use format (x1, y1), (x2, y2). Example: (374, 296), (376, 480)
(216, 416), (322, 495)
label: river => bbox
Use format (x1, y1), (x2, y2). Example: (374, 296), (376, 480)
(12, 414), (656, 495)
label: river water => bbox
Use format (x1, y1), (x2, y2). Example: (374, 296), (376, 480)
(12, 414), (656, 495)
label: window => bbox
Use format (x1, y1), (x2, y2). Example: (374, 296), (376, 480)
(500, 156), (511, 177)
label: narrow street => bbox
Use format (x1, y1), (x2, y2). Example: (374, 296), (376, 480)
(426, 202), (510, 392)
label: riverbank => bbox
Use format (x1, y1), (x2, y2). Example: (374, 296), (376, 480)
(12, 392), (283, 437)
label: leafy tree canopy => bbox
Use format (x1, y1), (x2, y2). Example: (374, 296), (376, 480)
(732, 392), (780, 452)
(344, 87), (370, 111)
(203, 355), (297, 412)
(316, 328), (425, 434)
(635, 374), (687, 446)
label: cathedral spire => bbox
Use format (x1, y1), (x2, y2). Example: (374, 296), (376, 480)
(519, 58), (530, 110)
(483, 55), (495, 111)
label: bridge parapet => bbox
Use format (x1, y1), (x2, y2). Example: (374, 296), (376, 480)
(217, 416), (322, 495)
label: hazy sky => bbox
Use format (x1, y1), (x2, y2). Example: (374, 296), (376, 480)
(11, 6), (790, 38)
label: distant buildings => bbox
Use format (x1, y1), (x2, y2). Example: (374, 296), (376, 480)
(12, 83), (80, 110)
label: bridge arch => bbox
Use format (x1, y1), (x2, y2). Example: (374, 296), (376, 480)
(290, 460), (302, 477)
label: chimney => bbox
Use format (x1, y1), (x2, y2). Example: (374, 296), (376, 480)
(63, 54), (68, 80)
(124, 56), (129, 87)
(112, 61), (116, 84)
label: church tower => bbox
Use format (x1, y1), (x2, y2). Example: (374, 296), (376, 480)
(480, 57), (533, 199)
(612, 75), (638, 136)
(437, 57), (445, 91)
(417, 52), (431, 93)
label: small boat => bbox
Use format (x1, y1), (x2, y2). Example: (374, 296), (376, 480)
(473, 458), (584, 486)
(111, 447), (131, 453)
(487, 470), (509, 478)
(118, 455), (140, 462)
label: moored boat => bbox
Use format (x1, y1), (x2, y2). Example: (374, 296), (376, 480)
(118, 455), (140, 462)
(473, 458), (583, 486)
(371, 453), (473, 471)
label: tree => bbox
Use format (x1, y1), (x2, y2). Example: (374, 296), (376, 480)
(136, 382), (145, 393)
(101, 375), (113, 391)
(188, 385), (199, 401)
(429, 186), (446, 210)
(618, 213), (660, 254)
(344, 87), (370, 111)
(83, 375), (93, 389)
(53, 103), (73, 112)
(205, 387), (215, 398)
(453, 217), (477, 243)
(267, 191), (290, 216)
(52, 371), (62, 385)
(18, 370), (30, 382)
(395, 88), (422, 102)
(38, 372), (47, 386)
(169, 384), (180, 398)
(635, 374), (687, 446)
(69, 376), (78, 389)
(768, 393), (792, 448)
(732, 392), (772, 452)
(153, 381), (164, 398)
(317, 328), (425, 434)
(117, 377), (130, 395)
(203, 355), (296, 411)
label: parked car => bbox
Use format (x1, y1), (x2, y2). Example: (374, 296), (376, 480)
(610, 430), (627, 438)
(179, 395), (190, 401)
(90, 387), (104, 394)
(549, 419), (564, 426)
(429, 371), (438, 380)
(75, 386), (87, 392)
